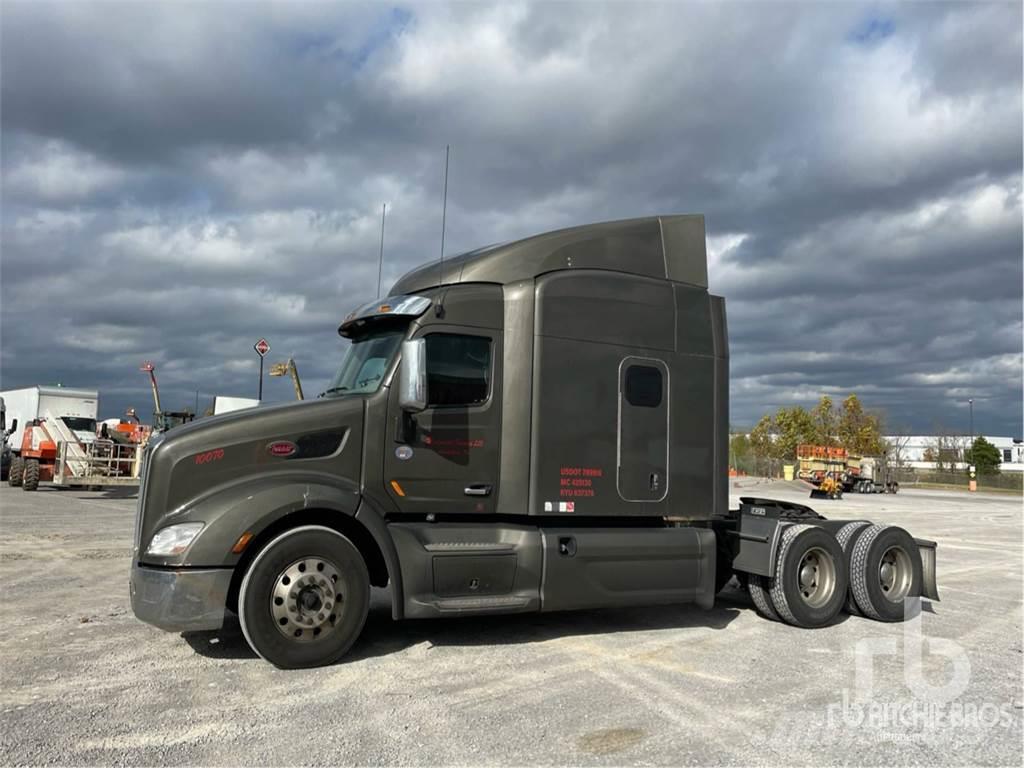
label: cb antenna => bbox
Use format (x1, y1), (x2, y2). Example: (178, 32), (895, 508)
(438, 144), (450, 288)
(376, 202), (386, 298)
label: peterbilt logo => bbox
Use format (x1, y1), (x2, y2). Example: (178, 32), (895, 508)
(267, 441), (297, 458)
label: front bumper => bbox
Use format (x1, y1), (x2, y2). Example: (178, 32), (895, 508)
(130, 563), (233, 632)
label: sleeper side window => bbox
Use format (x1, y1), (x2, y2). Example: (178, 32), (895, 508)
(425, 334), (492, 406)
(625, 364), (663, 408)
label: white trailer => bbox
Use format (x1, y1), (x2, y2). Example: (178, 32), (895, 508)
(213, 396), (260, 415)
(0, 386), (100, 456)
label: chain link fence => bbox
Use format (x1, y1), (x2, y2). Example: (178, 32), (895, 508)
(732, 456), (1023, 493)
(893, 469), (1023, 493)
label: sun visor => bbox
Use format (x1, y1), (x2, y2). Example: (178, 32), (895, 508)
(338, 295), (432, 338)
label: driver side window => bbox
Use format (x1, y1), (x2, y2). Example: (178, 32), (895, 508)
(425, 333), (491, 407)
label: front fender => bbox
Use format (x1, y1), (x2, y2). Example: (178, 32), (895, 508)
(140, 472), (360, 568)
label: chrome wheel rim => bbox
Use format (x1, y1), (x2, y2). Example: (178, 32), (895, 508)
(271, 558), (345, 642)
(878, 546), (913, 602)
(797, 546), (836, 608)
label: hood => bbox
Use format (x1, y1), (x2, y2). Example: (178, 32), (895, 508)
(138, 396), (367, 562)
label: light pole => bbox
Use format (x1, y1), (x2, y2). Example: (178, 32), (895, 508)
(968, 398), (974, 456)
(967, 398), (976, 492)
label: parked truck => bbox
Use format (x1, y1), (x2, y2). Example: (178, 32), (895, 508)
(0, 397), (10, 481)
(4, 386), (141, 490)
(796, 444), (899, 495)
(130, 215), (939, 669)
(4, 386), (99, 488)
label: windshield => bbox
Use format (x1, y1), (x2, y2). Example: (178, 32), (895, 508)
(62, 417), (97, 433)
(324, 327), (406, 396)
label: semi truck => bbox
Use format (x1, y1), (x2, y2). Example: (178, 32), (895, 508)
(796, 444), (899, 495)
(130, 215), (939, 669)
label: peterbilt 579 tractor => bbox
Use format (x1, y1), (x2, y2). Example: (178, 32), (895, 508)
(130, 215), (939, 668)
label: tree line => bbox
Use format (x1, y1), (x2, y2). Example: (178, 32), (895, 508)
(731, 394), (1004, 475)
(732, 394), (884, 464)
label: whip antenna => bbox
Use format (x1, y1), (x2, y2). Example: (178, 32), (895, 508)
(376, 203), (386, 298)
(439, 144), (449, 287)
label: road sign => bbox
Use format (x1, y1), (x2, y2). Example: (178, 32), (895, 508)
(254, 338), (271, 357)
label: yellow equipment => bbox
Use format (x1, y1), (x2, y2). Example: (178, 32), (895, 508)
(269, 358), (304, 400)
(810, 474), (844, 500)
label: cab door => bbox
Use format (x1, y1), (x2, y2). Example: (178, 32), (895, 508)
(384, 326), (501, 515)
(617, 357), (669, 502)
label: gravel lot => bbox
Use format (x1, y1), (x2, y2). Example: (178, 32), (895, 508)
(1, 480), (1020, 766)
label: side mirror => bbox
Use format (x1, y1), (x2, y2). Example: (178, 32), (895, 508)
(8, 418), (17, 435)
(398, 339), (427, 412)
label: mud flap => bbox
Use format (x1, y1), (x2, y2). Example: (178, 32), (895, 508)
(915, 538), (940, 601)
(730, 508), (786, 579)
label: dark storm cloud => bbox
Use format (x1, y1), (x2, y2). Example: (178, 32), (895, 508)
(1, 1), (1020, 435)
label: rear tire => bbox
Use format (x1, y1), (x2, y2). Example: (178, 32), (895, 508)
(238, 526), (370, 669)
(748, 574), (779, 621)
(8, 456), (24, 487)
(850, 525), (921, 622)
(835, 521), (871, 615)
(768, 524), (847, 628)
(22, 459), (39, 491)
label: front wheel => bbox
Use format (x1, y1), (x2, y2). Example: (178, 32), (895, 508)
(22, 459), (39, 491)
(8, 456), (24, 487)
(238, 526), (370, 669)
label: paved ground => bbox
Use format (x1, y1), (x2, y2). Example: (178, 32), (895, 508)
(1, 480), (1020, 766)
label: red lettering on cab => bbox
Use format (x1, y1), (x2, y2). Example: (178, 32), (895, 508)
(194, 449), (225, 465)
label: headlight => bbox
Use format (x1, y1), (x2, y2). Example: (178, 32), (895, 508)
(146, 523), (204, 555)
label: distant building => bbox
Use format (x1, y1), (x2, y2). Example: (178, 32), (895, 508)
(885, 435), (1024, 473)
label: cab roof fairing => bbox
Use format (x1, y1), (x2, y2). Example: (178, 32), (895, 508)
(389, 215), (709, 296)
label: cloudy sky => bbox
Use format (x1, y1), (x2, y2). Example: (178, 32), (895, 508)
(1, 1), (1021, 435)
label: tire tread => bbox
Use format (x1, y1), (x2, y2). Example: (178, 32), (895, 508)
(835, 521), (871, 616)
(768, 524), (813, 625)
(748, 574), (778, 621)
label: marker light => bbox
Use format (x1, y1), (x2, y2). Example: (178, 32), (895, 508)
(146, 523), (204, 556)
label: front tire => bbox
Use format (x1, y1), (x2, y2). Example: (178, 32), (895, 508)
(22, 459), (39, 491)
(8, 456), (24, 487)
(238, 526), (370, 669)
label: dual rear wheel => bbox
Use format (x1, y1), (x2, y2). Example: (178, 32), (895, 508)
(748, 522), (921, 627)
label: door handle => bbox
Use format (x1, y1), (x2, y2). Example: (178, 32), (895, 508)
(464, 484), (492, 497)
